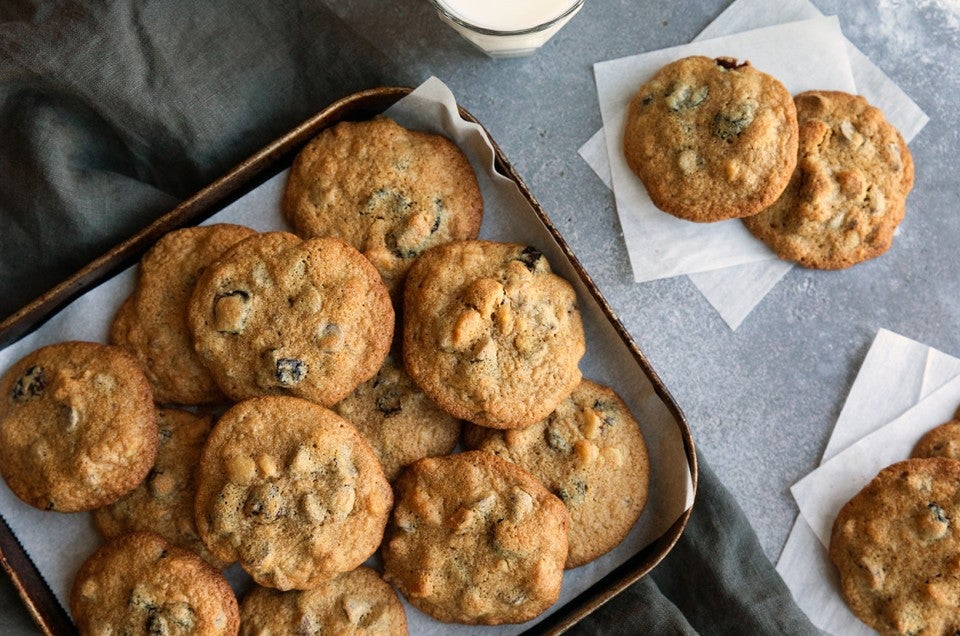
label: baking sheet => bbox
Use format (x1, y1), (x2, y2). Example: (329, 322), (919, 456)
(0, 77), (694, 633)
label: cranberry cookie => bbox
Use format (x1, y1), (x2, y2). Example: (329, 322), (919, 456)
(382, 451), (568, 625)
(239, 566), (407, 635)
(830, 458), (960, 635)
(743, 91), (915, 268)
(0, 341), (157, 512)
(282, 116), (483, 295)
(403, 240), (585, 429)
(188, 232), (393, 406)
(110, 224), (256, 405)
(194, 396), (392, 590)
(623, 56), (798, 222)
(71, 531), (239, 635)
(464, 380), (649, 568)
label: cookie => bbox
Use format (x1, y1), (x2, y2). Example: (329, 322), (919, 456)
(282, 116), (483, 295)
(382, 450), (568, 625)
(333, 354), (461, 481)
(623, 55), (798, 222)
(463, 379), (649, 568)
(0, 341), (157, 512)
(911, 406), (960, 461)
(239, 566), (407, 635)
(743, 90), (915, 269)
(403, 240), (585, 429)
(194, 396), (392, 590)
(829, 457), (960, 635)
(93, 408), (228, 569)
(110, 224), (257, 405)
(70, 531), (239, 635)
(187, 232), (393, 406)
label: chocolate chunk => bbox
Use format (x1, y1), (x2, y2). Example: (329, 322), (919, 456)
(11, 366), (45, 403)
(715, 57), (748, 71)
(515, 246), (544, 273)
(375, 388), (403, 416)
(276, 358), (307, 386)
(557, 480), (587, 506)
(244, 483), (283, 523)
(929, 502), (950, 525)
(713, 103), (756, 141)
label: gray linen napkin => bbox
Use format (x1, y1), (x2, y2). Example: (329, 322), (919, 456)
(0, 2), (818, 634)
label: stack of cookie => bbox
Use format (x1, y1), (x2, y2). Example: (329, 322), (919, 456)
(623, 55), (914, 269)
(0, 114), (654, 632)
(829, 404), (960, 634)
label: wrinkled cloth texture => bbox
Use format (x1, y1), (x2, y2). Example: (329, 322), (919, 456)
(0, 2), (818, 634)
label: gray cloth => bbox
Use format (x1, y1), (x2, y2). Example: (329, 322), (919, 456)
(0, 2), (818, 634)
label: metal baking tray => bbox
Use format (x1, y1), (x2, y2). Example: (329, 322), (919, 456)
(0, 86), (697, 635)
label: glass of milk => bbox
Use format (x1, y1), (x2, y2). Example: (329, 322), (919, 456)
(429, 0), (585, 58)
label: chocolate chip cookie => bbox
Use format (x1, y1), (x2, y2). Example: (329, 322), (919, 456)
(110, 224), (257, 405)
(194, 396), (392, 591)
(382, 450), (568, 625)
(829, 457), (960, 635)
(403, 240), (585, 429)
(93, 408), (227, 569)
(743, 91), (915, 269)
(333, 354), (461, 481)
(239, 566), (407, 635)
(282, 116), (483, 295)
(0, 341), (157, 512)
(187, 232), (393, 406)
(71, 531), (239, 635)
(623, 55), (798, 222)
(464, 379), (649, 568)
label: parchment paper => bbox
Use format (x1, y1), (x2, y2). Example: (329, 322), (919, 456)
(0, 77), (694, 634)
(776, 329), (960, 635)
(579, 0), (929, 329)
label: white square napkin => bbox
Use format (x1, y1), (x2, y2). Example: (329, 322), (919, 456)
(579, 0), (928, 329)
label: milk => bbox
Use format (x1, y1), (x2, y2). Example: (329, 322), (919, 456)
(437, 0), (580, 32)
(431, 0), (584, 57)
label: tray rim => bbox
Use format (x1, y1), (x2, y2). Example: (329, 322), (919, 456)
(0, 85), (697, 636)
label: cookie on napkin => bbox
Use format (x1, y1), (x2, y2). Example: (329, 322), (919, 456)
(623, 55), (798, 223)
(743, 90), (914, 269)
(911, 405), (960, 461)
(829, 457), (960, 635)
